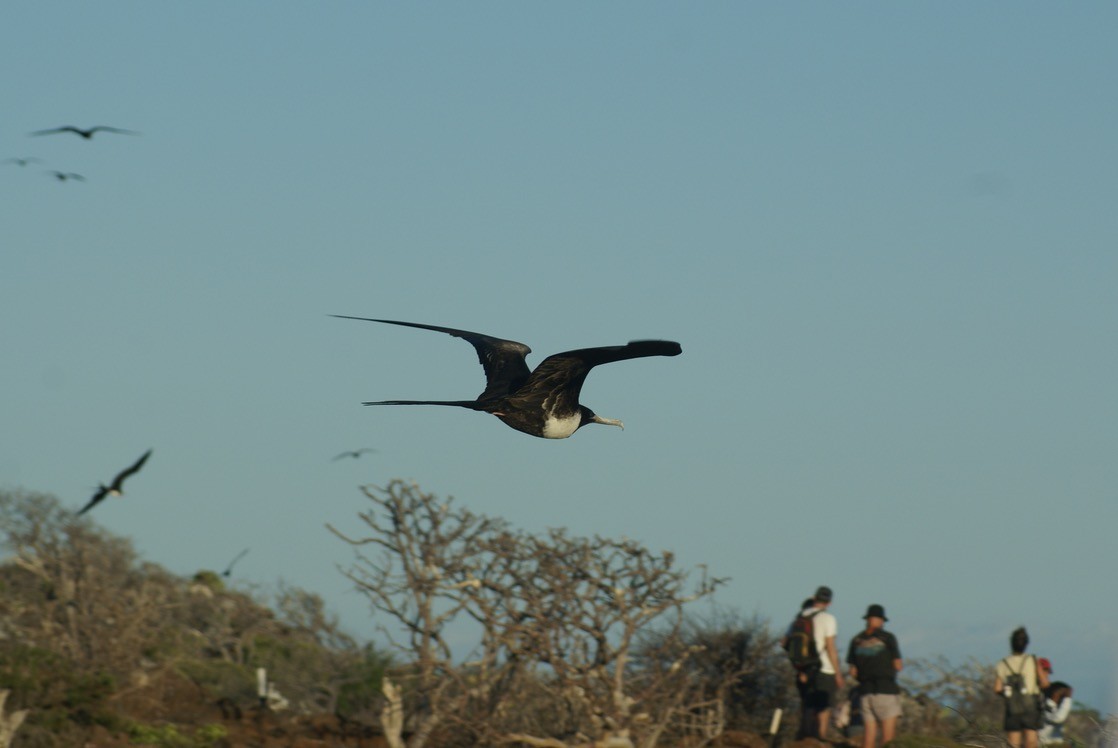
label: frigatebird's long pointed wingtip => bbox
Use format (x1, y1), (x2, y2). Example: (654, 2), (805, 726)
(330, 315), (532, 355)
(626, 339), (682, 356)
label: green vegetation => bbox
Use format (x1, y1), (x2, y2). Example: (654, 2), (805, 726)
(0, 489), (390, 747)
(124, 721), (227, 748)
(173, 661), (255, 704)
(0, 487), (1109, 748)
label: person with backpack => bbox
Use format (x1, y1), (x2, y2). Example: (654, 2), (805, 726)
(847, 604), (903, 748)
(783, 586), (845, 740)
(994, 627), (1050, 748)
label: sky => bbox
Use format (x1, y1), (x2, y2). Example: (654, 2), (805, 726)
(2, 1), (1116, 714)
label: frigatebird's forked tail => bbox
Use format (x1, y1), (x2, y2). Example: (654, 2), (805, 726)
(361, 397), (489, 409)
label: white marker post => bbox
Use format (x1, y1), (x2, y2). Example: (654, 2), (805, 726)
(768, 707), (783, 748)
(256, 667), (268, 709)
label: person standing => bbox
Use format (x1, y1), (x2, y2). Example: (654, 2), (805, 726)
(847, 604), (903, 748)
(994, 627), (1050, 748)
(786, 586), (845, 739)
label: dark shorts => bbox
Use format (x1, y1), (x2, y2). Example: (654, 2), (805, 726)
(1004, 700), (1043, 732)
(798, 672), (838, 711)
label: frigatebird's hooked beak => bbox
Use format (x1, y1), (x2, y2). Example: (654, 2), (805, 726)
(590, 415), (624, 430)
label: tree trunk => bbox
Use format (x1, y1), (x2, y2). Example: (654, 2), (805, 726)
(380, 679), (405, 748)
(0, 691), (29, 748)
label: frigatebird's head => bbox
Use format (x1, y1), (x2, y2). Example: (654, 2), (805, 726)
(580, 406), (624, 432)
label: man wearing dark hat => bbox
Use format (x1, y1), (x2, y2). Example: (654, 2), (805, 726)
(847, 604), (903, 748)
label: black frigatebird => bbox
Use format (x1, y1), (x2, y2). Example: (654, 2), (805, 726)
(30, 125), (139, 139)
(331, 448), (377, 461)
(2, 157), (43, 166)
(333, 316), (682, 439)
(76, 449), (153, 515)
(222, 548), (251, 578)
(47, 170), (85, 182)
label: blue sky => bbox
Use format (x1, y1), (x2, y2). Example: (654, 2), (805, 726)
(2, 2), (1116, 713)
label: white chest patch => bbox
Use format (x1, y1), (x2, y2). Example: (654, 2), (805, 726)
(541, 412), (581, 439)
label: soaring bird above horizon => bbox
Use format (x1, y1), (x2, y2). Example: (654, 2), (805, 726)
(333, 316), (682, 439)
(222, 548), (251, 578)
(47, 170), (85, 182)
(76, 449), (153, 515)
(30, 125), (139, 139)
(331, 447), (377, 461)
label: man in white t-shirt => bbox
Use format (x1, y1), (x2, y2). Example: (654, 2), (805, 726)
(794, 585), (847, 739)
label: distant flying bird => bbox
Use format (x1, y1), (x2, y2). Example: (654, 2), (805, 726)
(47, 170), (85, 182)
(30, 125), (139, 139)
(76, 449), (153, 515)
(2, 157), (42, 166)
(333, 316), (682, 439)
(222, 548), (251, 578)
(331, 448), (377, 461)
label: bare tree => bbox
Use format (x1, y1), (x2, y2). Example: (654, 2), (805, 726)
(0, 490), (180, 679)
(331, 481), (725, 748)
(637, 607), (794, 741)
(484, 529), (724, 748)
(329, 481), (515, 748)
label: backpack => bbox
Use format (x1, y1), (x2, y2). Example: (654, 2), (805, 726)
(785, 610), (822, 674)
(1003, 656), (1035, 717)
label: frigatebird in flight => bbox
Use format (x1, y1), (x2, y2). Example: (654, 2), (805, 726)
(331, 447), (377, 461)
(222, 548), (251, 578)
(2, 157), (42, 167)
(30, 125), (139, 139)
(47, 170), (85, 182)
(76, 449), (153, 515)
(333, 316), (682, 439)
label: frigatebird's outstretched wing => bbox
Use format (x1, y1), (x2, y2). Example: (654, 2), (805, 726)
(109, 449), (152, 490)
(76, 485), (111, 516)
(331, 316), (533, 401)
(76, 449), (153, 515)
(512, 340), (683, 412)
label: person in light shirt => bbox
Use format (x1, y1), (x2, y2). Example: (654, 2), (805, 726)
(994, 627), (1050, 748)
(1037, 657), (1073, 746)
(793, 585), (845, 739)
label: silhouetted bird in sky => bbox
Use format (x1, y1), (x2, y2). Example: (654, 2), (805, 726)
(333, 316), (682, 439)
(331, 448), (377, 461)
(47, 170), (85, 182)
(30, 125), (139, 139)
(2, 157), (42, 166)
(222, 548), (250, 578)
(76, 449), (153, 515)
